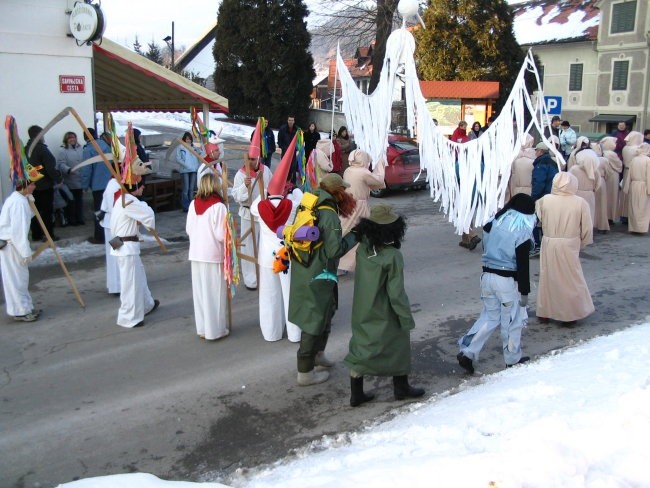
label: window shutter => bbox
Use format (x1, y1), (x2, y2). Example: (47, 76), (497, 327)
(612, 60), (629, 90)
(611, 1), (636, 34)
(569, 64), (583, 91)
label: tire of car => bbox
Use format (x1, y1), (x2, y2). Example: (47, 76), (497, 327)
(370, 187), (388, 197)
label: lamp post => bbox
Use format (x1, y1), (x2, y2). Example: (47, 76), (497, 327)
(162, 21), (175, 71)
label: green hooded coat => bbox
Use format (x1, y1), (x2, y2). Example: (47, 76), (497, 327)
(343, 239), (415, 376)
(288, 188), (356, 336)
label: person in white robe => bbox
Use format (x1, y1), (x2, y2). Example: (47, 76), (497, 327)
(100, 177), (121, 294)
(0, 180), (41, 322)
(186, 173), (229, 340)
(231, 153), (272, 290)
(110, 182), (158, 328)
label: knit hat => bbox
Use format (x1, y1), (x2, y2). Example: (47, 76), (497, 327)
(368, 203), (399, 224)
(320, 173), (350, 190)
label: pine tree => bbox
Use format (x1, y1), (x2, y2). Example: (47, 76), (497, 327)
(145, 40), (164, 65)
(415, 0), (524, 111)
(133, 36), (143, 55)
(214, 0), (315, 127)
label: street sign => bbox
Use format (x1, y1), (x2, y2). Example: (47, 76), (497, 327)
(59, 75), (85, 93)
(543, 96), (562, 115)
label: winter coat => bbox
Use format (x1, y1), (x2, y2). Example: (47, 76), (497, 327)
(25, 139), (60, 191)
(277, 124), (298, 154)
(57, 144), (84, 190)
(81, 139), (113, 191)
(610, 128), (629, 160)
(176, 145), (200, 173)
(535, 172), (594, 322)
(288, 188), (356, 336)
(343, 238), (414, 376)
(304, 130), (321, 160)
(559, 127), (577, 156)
(509, 135), (535, 197)
(531, 152), (559, 201)
(450, 127), (469, 143)
(337, 136), (355, 173)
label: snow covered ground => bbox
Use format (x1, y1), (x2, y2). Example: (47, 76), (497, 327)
(59, 320), (650, 488)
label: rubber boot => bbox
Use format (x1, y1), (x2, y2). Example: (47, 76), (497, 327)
(350, 376), (375, 407)
(297, 369), (330, 386)
(315, 351), (335, 368)
(393, 375), (425, 400)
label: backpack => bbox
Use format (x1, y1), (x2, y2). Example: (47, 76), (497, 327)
(280, 192), (336, 268)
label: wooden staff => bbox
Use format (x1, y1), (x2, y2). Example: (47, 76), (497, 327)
(28, 199), (85, 308)
(176, 138), (232, 185)
(243, 156), (260, 286)
(221, 164), (233, 333)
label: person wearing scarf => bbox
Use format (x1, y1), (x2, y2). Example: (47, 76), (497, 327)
(457, 193), (536, 374)
(110, 181), (159, 328)
(231, 152), (272, 290)
(186, 173), (229, 340)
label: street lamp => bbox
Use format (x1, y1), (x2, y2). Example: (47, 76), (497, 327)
(162, 21), (175, 71)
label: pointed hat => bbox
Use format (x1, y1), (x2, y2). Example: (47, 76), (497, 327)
(249, 118), (262, 159)
(267, 131), (297, 196)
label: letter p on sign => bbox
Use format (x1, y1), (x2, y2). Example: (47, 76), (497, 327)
(543, 96), (562, 116)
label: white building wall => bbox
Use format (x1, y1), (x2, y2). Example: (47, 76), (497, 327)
(0, 0), (95, 201)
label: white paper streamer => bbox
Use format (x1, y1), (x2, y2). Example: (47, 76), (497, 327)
(337, 28), (563, 233)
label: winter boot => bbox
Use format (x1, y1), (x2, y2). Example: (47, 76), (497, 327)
(315, 351), (335, 368)
(297, 369), (330, 386)
(393, 375), (425, 401)
(457, 352), (474, 374)
(350, 376), (375, 407)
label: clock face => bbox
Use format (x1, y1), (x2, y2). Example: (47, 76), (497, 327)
(69, 3), (102, 43)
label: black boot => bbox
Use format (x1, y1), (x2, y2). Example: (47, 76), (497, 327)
(350, 376), (375, 407)
(393, 375), (425, 401)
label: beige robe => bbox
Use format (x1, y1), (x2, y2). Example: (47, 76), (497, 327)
(599, 137), (623, 221)
(338, 150), (386, 272)
(535, 172), (594, 322)
(624, 146), (650, 234)
(594, 159), (609, 231)
(566, 136), (590, 171)
(619, 132), (645, 219)
(569, 150), (600, 230)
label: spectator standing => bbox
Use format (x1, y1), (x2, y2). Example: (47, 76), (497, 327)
(344, 203), (424, 406)
(468, 121), (482, 140)
(56, 131), (85, 226)
(176, 131), (200, 212)
(644, 129), (650, 145)
(530, 142), (559, 254)
(303, 122), (321, 162)
(81, 129), (113, 244)
(559, 120), (577, 160)
(132, 128), (149, 163)
(277, 115), (299, 182)
(336, 126), (355, 174)
(330, 132), (343, 175)
(457, 193), (536, 374)
(610, 121), (629, 163)
(543, 115), (561, 140)
(25, 125), (61, 241)
(450, 121), (469, 143)
(535, 172), (594, 325)
(262, 123), (276, 169)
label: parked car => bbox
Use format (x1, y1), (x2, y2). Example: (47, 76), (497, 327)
(371, 134), (427, 197)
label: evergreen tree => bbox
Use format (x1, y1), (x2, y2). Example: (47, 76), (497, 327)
(145, 40), (164, 65)
(214, 0), (315, 126)
(415, 0), (524, 111)
(133, 36), (143, 55)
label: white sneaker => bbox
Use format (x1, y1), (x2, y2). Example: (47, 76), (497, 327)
(297, 369), (330, 386)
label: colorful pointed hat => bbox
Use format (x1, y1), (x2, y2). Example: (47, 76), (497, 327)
(249, 118), (262, 159)
(267, 132), (297, 197)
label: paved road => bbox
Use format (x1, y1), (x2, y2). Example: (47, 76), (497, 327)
(2, 133), (649, 487)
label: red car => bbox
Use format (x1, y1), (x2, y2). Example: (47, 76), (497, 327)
(371, 134), (428, 197)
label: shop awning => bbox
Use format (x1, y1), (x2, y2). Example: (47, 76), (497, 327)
(588, 114), (636, 124)
(92, 38), (228, 113)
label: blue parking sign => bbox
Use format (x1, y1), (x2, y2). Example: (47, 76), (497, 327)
(544, 96), (562, 115)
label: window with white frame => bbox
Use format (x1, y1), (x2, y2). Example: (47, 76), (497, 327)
(612, 60), (629, 90)
(569, 63), (583, 91)
(611, 1), (636, 34)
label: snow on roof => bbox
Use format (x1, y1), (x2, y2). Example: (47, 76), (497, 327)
(512, 0), (600, 46)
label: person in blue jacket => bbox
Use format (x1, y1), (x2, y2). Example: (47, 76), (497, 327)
(530, 142), (559, 254)
(81, 129), (113, 244)
(176, 131), (200, 212)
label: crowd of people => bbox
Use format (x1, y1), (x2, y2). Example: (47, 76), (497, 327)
(1, 114), (648, 407)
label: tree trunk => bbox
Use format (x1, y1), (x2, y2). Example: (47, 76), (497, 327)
(368, 0), (398, 94)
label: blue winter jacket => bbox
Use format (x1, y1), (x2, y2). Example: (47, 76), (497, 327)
(80, 139), (113, 191)
(531, 153), (558, 201)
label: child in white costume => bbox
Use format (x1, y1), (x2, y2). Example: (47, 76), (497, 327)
(100, 177), (121, 294)
(110, 182), (159, 328)
(186, 173), (229, 340)
(0, 180), (41, 322)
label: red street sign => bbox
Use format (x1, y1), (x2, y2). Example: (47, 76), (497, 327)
(59, 75), (86, 93)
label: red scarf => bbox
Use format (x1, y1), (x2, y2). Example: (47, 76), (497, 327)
(194, 194), (223, 215)
(258, 198), (292, 233)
